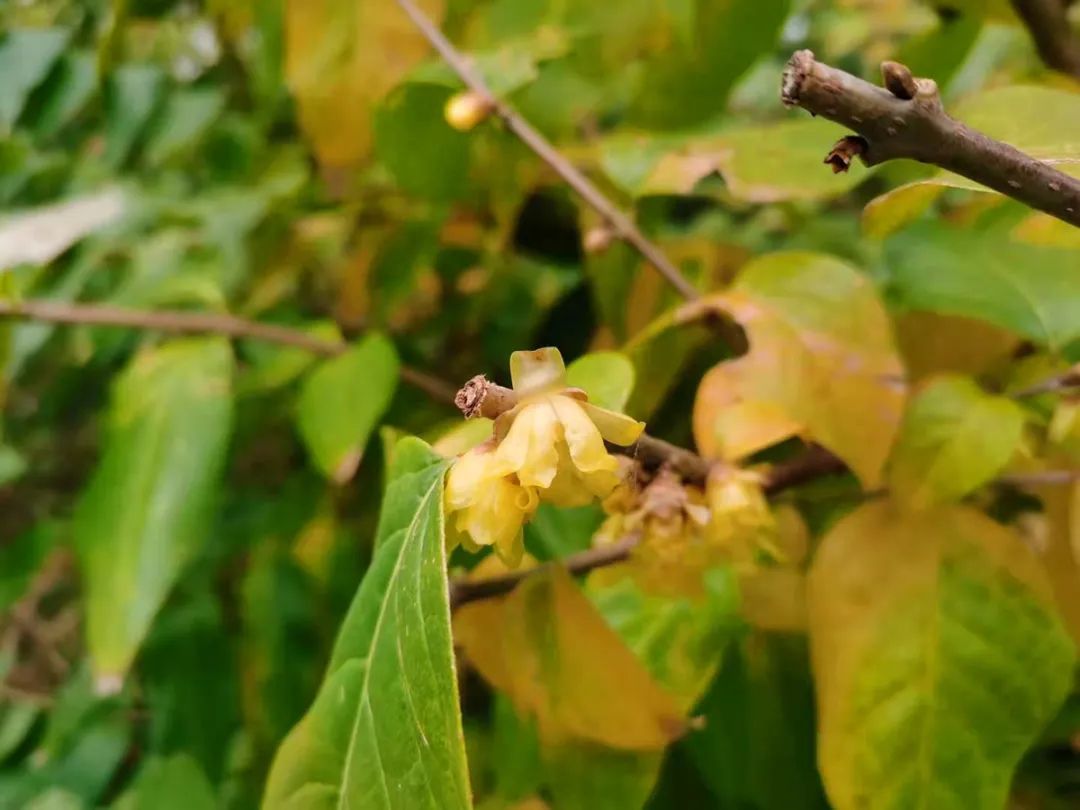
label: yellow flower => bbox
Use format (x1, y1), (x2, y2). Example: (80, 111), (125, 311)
(445, 444), (537, 567)
(705, 465), (781, 567)
(493, 348), (644, 507)
(444, 347), (645, 566)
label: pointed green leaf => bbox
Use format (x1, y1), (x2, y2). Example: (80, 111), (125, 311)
(296, 333), (399, 483)
(75, 339), (234, 685)
(810, 500), (1075, 810)
(263, 438), (471, 810)
(113, 754), (217, 810)
(889, 375), (1025, 508)
(566, 352), (635, 412)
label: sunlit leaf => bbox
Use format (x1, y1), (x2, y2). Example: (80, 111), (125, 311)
(693, 362), (801, 461)
(74, 339), (234, 685)
(888, 375), (1025, 508)
(284, 0), (442, 167)
(296, 333), (399, 483)
(263, 438), (470, 809)
(685, 253), (905, 487)
(809, 499), (1075, 810)
(455, 566), (686, 751)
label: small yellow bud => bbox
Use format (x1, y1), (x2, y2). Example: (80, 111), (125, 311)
(583, 226), (615, 255)
(444, 91), (491, 131)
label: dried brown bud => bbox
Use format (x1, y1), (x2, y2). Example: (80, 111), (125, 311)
(881, 61), (917, 100)
(824, 136), (868, 174)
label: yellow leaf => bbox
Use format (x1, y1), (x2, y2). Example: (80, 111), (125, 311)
(285, 0), (442, 167)
(1028, 482), (1080, 648)
(894, 310), (1019, 382)
(692, 363), (801, 461)
(454, 567), (685, 751)
(684, 253), (905, 488)
(739, 568), (806, 632)
(809, 499), (1074, 810)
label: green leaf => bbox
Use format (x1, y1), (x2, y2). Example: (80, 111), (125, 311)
(374, 83), (471, 201)
(566, 351), (635, 411)
(629, 0), (792, 128)
(113, 755), (217, 810)
(886, 224), (1080, 349)
(889, 375), (1025, 508)
(74, 338), (234, 684)
(104, 65), (165, 168)
(29, 52), (96, 139)
(0, 28), (70, 132)
(296, 333), (399, 483)
(809, 500), (1076, 810)
(263, 438), (471, 810)
(685, 634), (829, 810)
(143, 88), (226, 166)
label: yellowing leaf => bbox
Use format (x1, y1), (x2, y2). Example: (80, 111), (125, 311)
(285, 0), (442, 167)
(684, 253), (905, 487)
(454, 567), (685, 751)
(693, 362), (801, 461)
(1028, 482), (1080, 649)
(888, 375), (1025, 508)
(809, 500), (1075, 810)
(894, 311), (1019, 382)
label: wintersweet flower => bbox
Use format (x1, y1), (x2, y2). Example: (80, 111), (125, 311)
(705, 465), (781, 567)
(445, 443), (538, 567)
(445, 348), (645, 565)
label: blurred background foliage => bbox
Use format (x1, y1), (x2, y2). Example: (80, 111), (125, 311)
(1, 0), (1079, 808)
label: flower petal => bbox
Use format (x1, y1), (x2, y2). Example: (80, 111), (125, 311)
(582, 401), (645, 447)
(495, 401), (561, 488)
(551, 395), (618, 474)
(510, 347), (567, 396)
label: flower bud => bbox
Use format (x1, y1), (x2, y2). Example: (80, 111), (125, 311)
(444, 91), (491, 132)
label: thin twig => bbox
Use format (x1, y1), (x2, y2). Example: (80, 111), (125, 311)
(1010, 0), (1080, 78)
(1011, 365), (1080, 398)
(781, 51), (1080, 227)
(393, 0), (700, 301)
(455, 375), (849, 489)
(450, 533), (642, 609)
(0, 299), (458, 404)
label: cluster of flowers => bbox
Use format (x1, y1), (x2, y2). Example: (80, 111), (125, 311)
(446, 348), (779, 573)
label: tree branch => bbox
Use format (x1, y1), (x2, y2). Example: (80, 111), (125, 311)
(781, 51), (1080, 228)
(392, 0), (700, 301)
(450, 533), (642, 609)
(1011, 365), (1080, 398)
(1010, 0), (1080, 78)
(0, 299), (458, 404)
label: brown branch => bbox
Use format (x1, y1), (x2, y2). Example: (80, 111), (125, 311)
(1011, 365), (1080, 398)
(781, 51), (1080, 228)
(1011, 0), (1080, 78)
(392, 0), (700, 301)
(453, 376), (850, 491)
(0, 299), (458, 404)
(450, 533), (642, 609)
